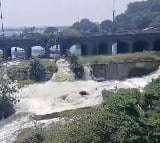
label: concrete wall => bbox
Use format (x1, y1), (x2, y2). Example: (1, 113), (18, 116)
(91, 60), (160, 80)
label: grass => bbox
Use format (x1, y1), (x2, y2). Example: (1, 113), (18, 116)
(41, 59), (58, 74)
(78, 51), (160, 64)
(17, 80), (35, 88)
(14, 107), (105, 143)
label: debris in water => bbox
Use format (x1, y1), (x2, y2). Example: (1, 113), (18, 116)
(79, 91), (90, 96)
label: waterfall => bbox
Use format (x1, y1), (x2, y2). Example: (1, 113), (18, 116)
(51, 59), (75, 82)
(83, 65), (93, 80)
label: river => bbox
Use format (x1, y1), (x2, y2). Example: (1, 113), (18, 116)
(0, 59), (160, 143)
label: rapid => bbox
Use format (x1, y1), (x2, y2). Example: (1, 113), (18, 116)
(0, 59), (160, 143)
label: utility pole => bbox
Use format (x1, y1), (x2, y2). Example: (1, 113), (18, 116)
(112, 0), (116, 33)
(0, 1), (4, 37)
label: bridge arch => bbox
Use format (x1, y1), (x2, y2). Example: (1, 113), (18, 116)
(98, 42), (109, 55)
(11, 46), (33, 60)
(50, 45), (61, 58)
(153, 40), (160, 51)
(0, 47), (11, 60)
(31, 46), (45, 58)
(117, 41), (130, 54)
(69, 43), (82, 56)
(133, 41), (150, 53)
(81, 44), (89, 56)
(11, 47), (25, 60)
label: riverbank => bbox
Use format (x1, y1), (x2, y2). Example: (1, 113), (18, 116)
(79, 51), (160, 64)
(14, 77), (160, 143)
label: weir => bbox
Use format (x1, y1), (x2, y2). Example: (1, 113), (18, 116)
(91, 60), (160, 80)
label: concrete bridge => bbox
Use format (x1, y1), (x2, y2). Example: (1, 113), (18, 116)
(60, 32), (160, 56)
(0, 32), (160, 59)
(0, 37), (50, 59)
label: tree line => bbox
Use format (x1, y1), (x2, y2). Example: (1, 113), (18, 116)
(72, 0), (160, 33)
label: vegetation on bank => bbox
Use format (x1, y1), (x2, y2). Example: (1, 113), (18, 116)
(7, 59), (58, 88)
(0, 71), (18, 120)
(29, 59), (46, 82)
(78, 51), (160, 64)
(14, 77), (160, 143)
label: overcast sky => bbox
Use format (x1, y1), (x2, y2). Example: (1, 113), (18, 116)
(1, 0), (142, 27)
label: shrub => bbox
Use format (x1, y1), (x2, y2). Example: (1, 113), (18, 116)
(7, 65), (29, 81)
(29, 58), (46, 82)
(103, 87), (160, 143)
(14, 128), (44, 143)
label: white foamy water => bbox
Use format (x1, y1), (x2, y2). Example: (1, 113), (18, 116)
(83, 65), (93, 80)
(51, 59), (75, 82)
(0, 60), (160, 143)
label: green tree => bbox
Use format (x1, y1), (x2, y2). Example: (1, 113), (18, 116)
(72, 19), (98, 32)
(62, 28), (81, 38)
(115, 0), (160, 30)
(29, 59), (46, 82)
(100, 20), (113, 31)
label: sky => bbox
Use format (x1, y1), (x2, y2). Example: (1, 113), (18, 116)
(1, 0), (142, 27)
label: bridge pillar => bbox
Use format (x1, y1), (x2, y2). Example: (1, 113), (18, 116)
(3, 47), (11, 60)
(106, 42), (112, 55)
(81, 42), (95, 55)
(93, 42), (98, 55)
(147, 41), (153, 51)
(92, 42), (99, 55)
(128, 42), (133, 53)
(86, 43), (94, 55)
(108, 42), (114, 55)
(59, 43), (66, 56)
(24, 47), (32, 60)
(45, 47), (50, 58)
